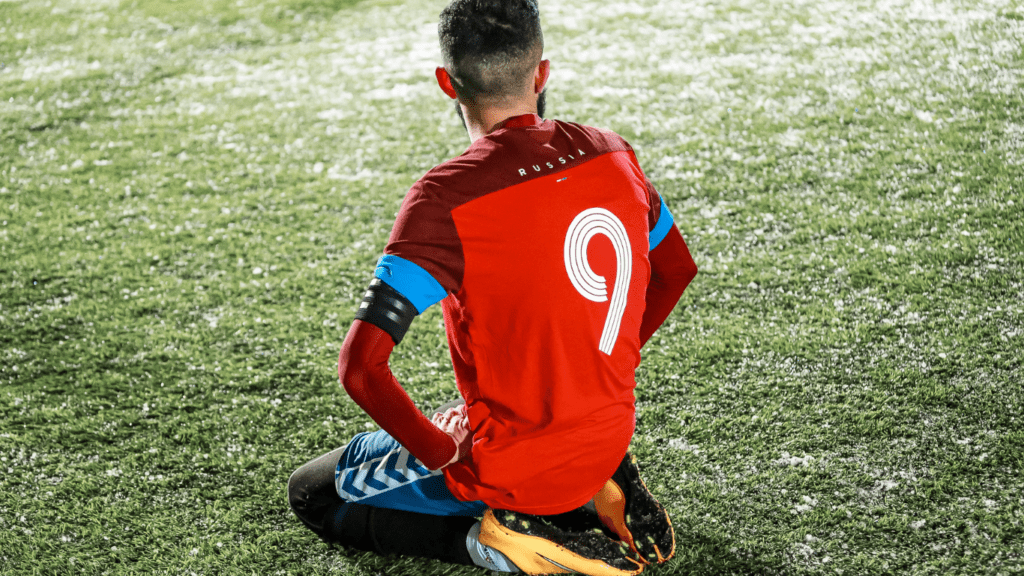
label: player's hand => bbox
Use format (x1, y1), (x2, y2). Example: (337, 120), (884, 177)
(431, 404), (472, 468)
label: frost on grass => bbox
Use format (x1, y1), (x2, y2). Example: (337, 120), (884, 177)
(2, 0), (1023, 575)
(668, 438), (700, 452)
(773, 452), (815, 467)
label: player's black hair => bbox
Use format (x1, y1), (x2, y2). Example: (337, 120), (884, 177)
(438, 0), (544, 104)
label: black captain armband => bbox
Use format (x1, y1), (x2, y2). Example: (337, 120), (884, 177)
(354, 278), (418, 344)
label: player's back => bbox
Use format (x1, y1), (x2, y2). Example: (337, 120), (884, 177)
(383, 114), (664, 514)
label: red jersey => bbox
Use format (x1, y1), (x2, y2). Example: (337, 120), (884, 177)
(378, 114), (673, 514)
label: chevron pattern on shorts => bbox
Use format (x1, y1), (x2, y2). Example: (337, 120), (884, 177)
(336, 446), (441, 501)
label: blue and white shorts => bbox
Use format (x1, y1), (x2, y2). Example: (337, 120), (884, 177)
(334, 429), (487, 517)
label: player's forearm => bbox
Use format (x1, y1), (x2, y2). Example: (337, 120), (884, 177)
(339, 320), (456, 469)
(639, 225), (697, 347)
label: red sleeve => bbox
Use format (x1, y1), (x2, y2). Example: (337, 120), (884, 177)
(338, 319), (456, 470)
(639, 225), (698, 347)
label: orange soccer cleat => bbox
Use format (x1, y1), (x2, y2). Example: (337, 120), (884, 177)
(478, 507), (645, 576)
(591, 453), (676, 565)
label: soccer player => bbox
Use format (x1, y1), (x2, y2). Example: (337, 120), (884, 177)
(287, 0), (698, 574)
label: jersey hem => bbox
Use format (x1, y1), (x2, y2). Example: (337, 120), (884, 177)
(442, 436), (632, 516)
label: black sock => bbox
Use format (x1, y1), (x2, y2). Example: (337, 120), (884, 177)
(329, 503), (476, 566)
(289, 447), (476, 566)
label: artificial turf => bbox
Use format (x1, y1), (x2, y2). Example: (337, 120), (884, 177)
(1, 0), (1022, 574)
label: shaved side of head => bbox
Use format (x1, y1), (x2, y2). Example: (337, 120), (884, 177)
(439, 0), (544, 105)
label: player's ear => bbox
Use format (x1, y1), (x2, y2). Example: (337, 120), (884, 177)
(436, 67), (459, 100)
(533, 59), (550, 94)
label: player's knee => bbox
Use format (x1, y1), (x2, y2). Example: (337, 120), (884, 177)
(286, 466), (307, 516)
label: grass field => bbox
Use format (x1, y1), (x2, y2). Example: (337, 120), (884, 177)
(2, 0), (1023, 574)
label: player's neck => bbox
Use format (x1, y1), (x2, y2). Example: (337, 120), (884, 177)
(461, 101), (538, 143)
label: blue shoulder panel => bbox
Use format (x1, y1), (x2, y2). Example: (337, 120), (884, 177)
(649, 196), (674, 250)
(373, 254), (447, 314)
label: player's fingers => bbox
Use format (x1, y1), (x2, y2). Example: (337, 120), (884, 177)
(438, 414), (456, 433)
(434, 415), (454, 432)
(448, 419), (464, 436)
(443, 407), (463, 426)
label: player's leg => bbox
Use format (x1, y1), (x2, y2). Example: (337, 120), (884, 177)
(287, 445), (352, 543)
(289, 405), (653, 574)
(477, 452), (675, 574)
(288, 398), (470, 538)
(289, 399), (522, 571)
(287, 431), (483, 566)
(479, 506), (645, 576)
